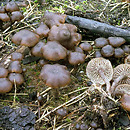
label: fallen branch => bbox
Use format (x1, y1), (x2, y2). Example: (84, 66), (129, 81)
(66, 15), (130, 42)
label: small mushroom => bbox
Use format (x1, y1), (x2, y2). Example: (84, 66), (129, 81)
(40, 64), (71, 98)
(108, 37), (126, 47)
(101, 45), (114, 57)
(31, 41), (45, 57)
(79, 42), (93, 52)
(8, 61), (22, 73)
(94, 50), (102, 58)
(12, 29), (39, 47)
(8, 73), (24, 85)
(94, 37), (108, 48)
(0, 13), (10, 22)
(114, 48), (124, 58)
(34, 22), (50, 38)
(0, 78), (13, 93)
(68, 51), (86, 65)
(0, 67), (9, 78)
(5, 1), (20, 12)
(124, 55), (130, 64)
(120, 94), (130, 112)
(42, 41), (67, 61)
(86, 58), (113, 94)
(42, 11), (67, 28)
(111, 64), (130, 93)
(11, 52), (23, 61)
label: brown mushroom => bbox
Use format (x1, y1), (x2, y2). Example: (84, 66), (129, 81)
(68, 51), (86, 65)
(42, 41), (67, 61)
(12, 29), (39, 47)
(108, 37), (126, 47)
(42, 11), (67, 28)
(114, 48), (124, 58)
(8, 61), (22, 73)
(8, 73), (24, 85)
(120, 94), (130, 112)
(11, 52), (23, 61)
(0, 78), (13, 93)
(94, 37), (108, 48)
(74, 46), (84, 53)
(0, 13), (10, 22)
(0, 67), (9, 78)
(40, 64), (71, 98)
(79, 42), (93, 52)
(86, 58), (113, 95)
(10, 11), (24, 23)
(47, 24), (82, 50)
(111, 64), (130, 93)
(101, 45), (114, 57)
(34, 22), (50, 38)
(31, 41), (45, 57)
(114, 84), (130, 96)
(124, 55), (130, 64)
(5, 1), (20, 12)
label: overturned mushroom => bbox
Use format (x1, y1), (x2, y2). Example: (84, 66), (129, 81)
(0, 78), (13, 93)
(111, 64), (130, 93)
(42, 41), (67, 61)
(124, 55), (130, 64)
(86, 58), (113, 95)
(12, 29), (39, 47)
(40, 64), (71, 98)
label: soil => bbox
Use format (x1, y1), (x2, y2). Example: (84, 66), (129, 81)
(0, 0), (130, 130)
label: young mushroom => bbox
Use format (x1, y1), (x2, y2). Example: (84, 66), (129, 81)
(86, 57), (113, 95)
(79, 42), (93, 52)
(40, 64), (71, 98)
(111, 64), (130, 93)
(11, 52), (24, 61)
(0, 67), (9, 78)
(94, 37), (108, 48)
(114, 48), (125, 58)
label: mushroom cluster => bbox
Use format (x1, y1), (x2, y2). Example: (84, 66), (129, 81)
(0, 52), (24, 93)
(0, 1), (24, 30)
(94, 37), (130, 58)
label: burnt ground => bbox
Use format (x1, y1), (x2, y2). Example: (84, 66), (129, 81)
(0, 0), (130, 130)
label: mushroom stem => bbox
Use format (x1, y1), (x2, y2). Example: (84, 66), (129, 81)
(51, 88), (60, 99)
(99, 69), (111, 95)
(111, 75), (127, 93)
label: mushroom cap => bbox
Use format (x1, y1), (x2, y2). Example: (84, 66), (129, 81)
(86, 57), (113, 85)
(114, 84), (130, 96)
(68, 51), (86, 65)
(120, 94), (130, 112)
(94, 50), (102, 58)
(34, 22), (50, 38)
(0, 78), (13, 93)
(5, 1), (20, 12)
(0, 6), (5, 13)
(79, 42), (93, 51)
(113, 64), (130, 85)
(47, 24), (82, 50)
(108, 37), (126, 47)
(12, 29), (39, 47)
(31, 41), (45, 57)
(0, 67), (9, 78)
(124, 55), (130, 64)
(114, 48), (124, 58)
(42, 41), (67, 61)
(74, 47), (84, 53)
(101, 45), (114, 57)
(43, 11), (67, 28)
(8, 73), (24, 85)
(8, 61), (22, 73)
(10, 11), (24, 23)
(11, 52), (24, 61)
(94, 37), (108, 48)
(0, 13), (10, 22)
(122, 45), (130, 54)
(40, 64), (71, 88)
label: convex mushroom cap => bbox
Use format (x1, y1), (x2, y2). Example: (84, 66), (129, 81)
(94, 37), (108, 48)
(79, 42), (93, 51)
(0, 78), (12, 93)
(108, 37), (126, 47)
(0, 67), (9, 78)
(42, 41), (67, 61)
(12, 29), (39, 47)
(0, 13), (10, 22)
(11, 52), (23, 61)
(40, 64), (71, 88)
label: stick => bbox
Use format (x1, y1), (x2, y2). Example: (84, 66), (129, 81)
(65, 15), (130, 42)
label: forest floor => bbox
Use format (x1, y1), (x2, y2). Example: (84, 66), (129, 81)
(0, 0), (130, 130)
